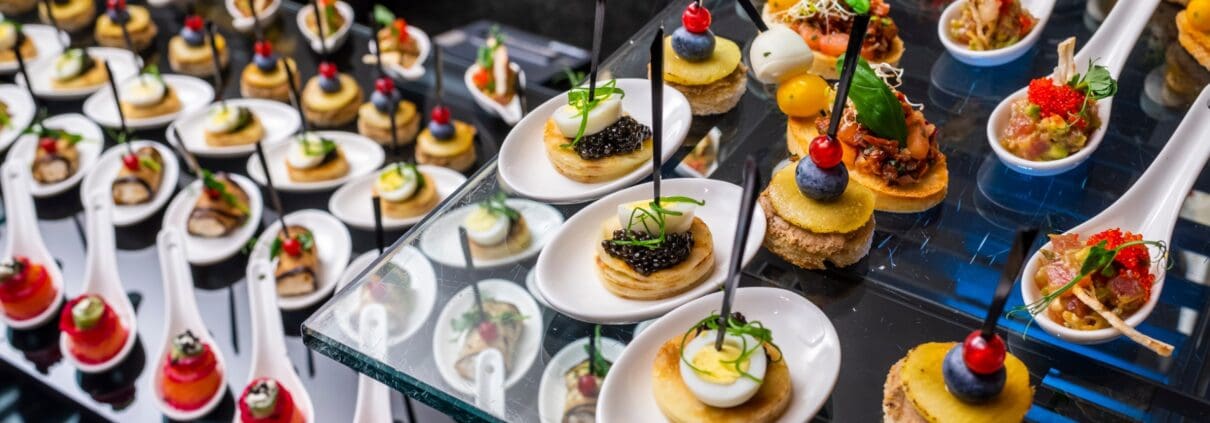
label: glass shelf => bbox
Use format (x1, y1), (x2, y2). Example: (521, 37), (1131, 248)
(304, 0), (1210, 422)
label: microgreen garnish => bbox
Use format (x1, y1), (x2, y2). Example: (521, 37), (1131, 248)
(835, 55), (907, 145)
(583, 325), (611, 378)
(679, 312), (781, 384)
(450, 299), (526, 339)
(1067, 59), (1117, 119)
(480, 192), (520, 221)
(202, 169), (249, 213)
(28, 121), (85, 145)
(844, 0), (870, 14)
(299, 135), (338, 157)
(0, 105), (10, 129)
(269, 230), (313, 260)
(383, 162), (425, 192)
(138, 156), (161, 172)
(561, 79), (625, 148)
(476, 26), (506, 93)
(561, 68), (587, 87)
(609, 196), (705, 249)
(372, 5), (395, 34)
(141, 63), (162, 80)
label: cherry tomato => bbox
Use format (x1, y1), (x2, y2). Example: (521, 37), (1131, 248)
(38, 138), (57, 154)
(477, 321), (498, 343)
(281, 237), (302, 257)
(776, 73), (830, 118)
(472, 69), (490, 89)
(184, 15), (204, 31)
(1190, 0), (1210, 33)
(254, 40), (273, 57)
(203, 187), (220, 199)
(317, 61), (337, 78)
(681, 3), (711, 33)
(577, 374), (598, 397)
(431, 105), (451, 124)
(121, 154), (139, 171)
(961, 331), (1006, 375)
(809, 135), (842, 169)
(107, 0), (125, 10)
(375, 77), (395, 94)
(394, 18), (410, 43)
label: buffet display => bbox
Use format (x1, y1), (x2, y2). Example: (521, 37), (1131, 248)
(2, 0), (1210, 422)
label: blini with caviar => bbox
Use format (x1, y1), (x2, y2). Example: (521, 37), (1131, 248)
(543, 80), (653, 183)
(596, 196), (714, 300)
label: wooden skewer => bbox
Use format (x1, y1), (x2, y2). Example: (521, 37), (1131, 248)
(1073, 286), (1173, 357)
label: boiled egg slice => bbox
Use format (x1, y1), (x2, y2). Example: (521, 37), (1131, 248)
(553, 96), (621, 139)
(52, 49), (87, 81)
(120, 74), (167, 107)
(205, 105), (246, 133)
(749, 24), (814, 84)
(463, 206), (509, 246)
(376, 164), (419, 202)
(616, 198), (697, 235)
(678, 330), (767, 408)
(286, 134), (329, 169)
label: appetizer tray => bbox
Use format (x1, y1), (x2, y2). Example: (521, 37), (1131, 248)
(300, 1), (1210, 422)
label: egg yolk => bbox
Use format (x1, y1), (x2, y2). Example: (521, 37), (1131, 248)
(691, 342), (750, 384)
(377, 170), (404, 190)
(464, 208), (500, 232)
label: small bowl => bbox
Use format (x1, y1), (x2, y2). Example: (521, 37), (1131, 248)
(295, 1), (353, 53)
(225, 0), (282, 33)
(986, 87), (1112, 176)
(938, 0), (1054, 67)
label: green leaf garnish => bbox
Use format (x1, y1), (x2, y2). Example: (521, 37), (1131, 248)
(583, 325), (611, 378)
(610, 196), (705, 249)
(372, 4), (395, 31)
(476, 25), (505, 71)
(201, 169), (249, 213)
(139, 156), (161, 172)
(480, 192), (520, 221)
(836, 55), (908, 145)
(845, 0), (870, 14)
(561, 79), (625, 148)
(300, 135), (338, 157)
(678, 313), (782, 384)
(269, 237), (282, 260)
(27, 122), (85, 146)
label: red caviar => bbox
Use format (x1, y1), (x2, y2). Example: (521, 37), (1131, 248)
(1086, 228), (1153, 288)
(1027, 78), (1084, 119)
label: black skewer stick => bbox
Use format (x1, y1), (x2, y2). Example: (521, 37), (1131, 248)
(310, 0), (328, 56)
(254, 141), (291, 239)
(169, 126), (202, 177)
(40, 0), (68, 47)
(737, 0), (768, 32)
(587, 0), (606, 99)
(205, 22), (227, 105)
(983, 228), (1038, 339)
(458, 228), (488, 324)
(649, 27), (664, 207)
(116, 12), (143, 69)
(370, 16), (386, 76)
(244, 0), (264, 38)
(13, 32), (39, 111)
(434, 45), (444, 106)
(588, 325), (599, 375)
(371, 195), (385, 254)
(102, 61), (134, 156)
(371, 19), (399, 156)
(827, 14), (870, 140)
(715, 157), (760, 351)
(281, 58), (311, 134)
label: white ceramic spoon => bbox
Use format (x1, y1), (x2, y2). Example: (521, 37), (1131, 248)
(464, 63), (524, 125)
(246, 209), (351, 310)
(162, 173), (264, 265)
(79, 140), (180, 226)
(83, 74), (215, 130)
(151, 228), (228, 420)
(167, 99), (301, 158)
(240, 260), (316, 423)
(245, 131), (385, 193)
(0, 161), (65, 329)
(986, 0), (1161, 176)
(0, 24), (65, 74)
(295, 1), (353, 53)
(17, 47), (140, 100)
(364, 26), (431, 81)
(6, 113), (103, 198)
(333, 247), (438, 348)
(225, 0), (282, 33)
(0, 84), (36, 152)
(1020, 86), (1210, 345)
(938, 0), (1055, 67)
(537, 336), (625, 423)
(327, 164), (466, 230)
(61, 192), (138, 373)
(351, 302), (392, 423)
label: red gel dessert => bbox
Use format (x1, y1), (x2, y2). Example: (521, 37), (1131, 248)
(0, 256), (59, 321)
(160, 330), (223, 411)
(239, 378), (305, 423)
(59, 294), (129, 364)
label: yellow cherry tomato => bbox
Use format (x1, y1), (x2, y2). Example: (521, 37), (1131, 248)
(1191, 0), (1210, 33)
(777, 73), (830, 118)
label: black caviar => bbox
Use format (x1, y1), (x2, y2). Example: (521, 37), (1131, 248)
(602, 230), (693, 275)
(574, 116), (652, 160)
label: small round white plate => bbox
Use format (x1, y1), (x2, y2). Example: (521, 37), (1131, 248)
(328, 164), (467, 230)
(0, 25), (65, 74)
(419, 199), (564, 268)
(537, 336), (626, 423)
(83, 74), (215, 130)
(431, 279), (543, 394)
(524, 268), (550, 309)
(17, 47), (139, 100)
(246, 209), (351, 310)
(167, 99), (301, 158)
(6, 113), (103, 198)
(497, 78), (692, 204)
(0, 84), (36, 152)
(535, 178), (766, 324)
(597, 287), (842, 422)
(162, 173), (264, 265)
(79, 141), (179, 226)
(333, 247), (438, 347)
(246, 131), (385, 192)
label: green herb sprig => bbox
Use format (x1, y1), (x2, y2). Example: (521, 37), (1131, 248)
(476, 25), (506, 82)
(28, 121), (85, 146)
(372, 4), (396, 34)
(481, 192), (520, 221)
(835, 55), (908, 145)
(269, 230), (314, 260)
(561, 79), (624, 148)
(845, 0), (870, 14)
(610, 196), (705, 249)
(138, 156), (161, 172)
(583, 325), (611, 378)
(679, 313), (782, 384)
(300, 136), (338, 157)
(201, 169), (249, 213)
(450, 299), (526, 338)
(1067, 59), (1117, 120)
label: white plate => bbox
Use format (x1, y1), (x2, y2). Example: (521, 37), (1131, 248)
(246, 209), (351, 310)
(162, 173), (264, 265)
(295, 1), (353, 53)
(6, 113), (103, 198)
(83, 74), (215, 130)
(328, 164), (467, 230)
(366, 26), (431, 81)
(419, 199), (564, 268)
(597, 287), (842, 422)
(535, 178), (766, 324)
(524, 268), (550, 309)
(497, 78), (692, 204)
(464, 63), (524, 125)
(537, 336), (626, 423)
(431, 279), (543, 395)
(79, 141), (179, 226)
(0, 85), (35, 152)
(333, 247), (438, 347)
(18, 47), (139, 100)
(0, 25), (64, 74)
(225, 0), (282, 33)
(167, 99), (301, 158)
(246, 131), (385, 192)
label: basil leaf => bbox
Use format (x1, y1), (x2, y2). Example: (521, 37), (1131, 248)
(836, 55), (908, 144)
(845, 0), (870, 14)
(1079, 241), (1115, 276)
(269, 237), (282, 260)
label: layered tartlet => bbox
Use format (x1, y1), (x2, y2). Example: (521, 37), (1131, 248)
(110, 145), (164, 206)
(119, 67), (183, 120)
(415, 105), (476, 172)
(462, 193), (530, 260)
(204, 104), (265, 147)
(168, 14), (229, 77)
(95, 0), (157, 52)
(760, 155), (875, 270)
(0, 257), (60, 323)
(596, 196), (713, 300)
(301, 61), (362, 127)
(48, 48), (110, 90)
(661, 2), (747, 115)
(241, 41), (299, 103)
(0, 20), (37, 65)
(38, 0), (97, 33)
(188, 170), (251, 238)
(285, 133), (349, 183)
(29, 123), (84, 184)
(60, 294), (129, 364)
(357, 76), (419, 145)
(373, 162), (437, 219)
(239, 378), (305, 423)
(159, 330), (224, 411)
(271, 226), (320, 297)
(765, 0), (903, 79)
(543, 80), (652, 183)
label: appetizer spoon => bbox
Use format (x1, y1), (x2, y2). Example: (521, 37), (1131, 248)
(938, 0), (1055, 67)
(1020, 86), (1210, 348)
(0, 161), (65, 329)
(351, 304), (393, 423)
(61, 191), (139, 373)
(987, 0), (1161, 176)
(242, 260), (316, 423)
(464, 62), (526, 125)
(151, 228), (228, 420)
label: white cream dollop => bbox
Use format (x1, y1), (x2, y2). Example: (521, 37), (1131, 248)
(616, 199), (697, 235)
(375, 164), (419, 202)
(120, 74), (167, 107)
(286, 134), (331, 170)
(463, 207), (509, 246)
(205, 105), (247, 133)
(678, 330), (767, 408)
(749, 24), (814, 84)
(553, 96), (621, 139)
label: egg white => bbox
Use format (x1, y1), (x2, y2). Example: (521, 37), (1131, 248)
(749, 24), (814, 84)
(463, 207), (509, 246)
(205, 105), (246, 133)
(678, 330), (767, 408)
(553, 97), (621, 139)
(616, 199), (696, 235)
(287, 134), (329, 169)
(53, 50), (86, 81)
(376, 164), (419, 202)
(121, 75), (167, 107)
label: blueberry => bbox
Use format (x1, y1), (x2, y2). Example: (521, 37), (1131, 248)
(254, 54), (278, 72)
(671, 27), (715, 62)
(107, 9), (130, 24)
(942, 343), (1005, 403)
(318, 76), (342, 93)
(181, 28), (206, 47)
(370, 90), (398, 113)
(795, 159), (847, 201)
(428, 121), (455, 140)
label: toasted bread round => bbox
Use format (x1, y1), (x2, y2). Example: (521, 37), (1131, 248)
(204, 113), (265, 147)
(358, 101), (420, 145)
(882, 358), (929, 423)
(286, 149), (349, 182)
(652, 336), (792, 423)
(542, 118), (652, 183)
(665, 62), (748, 116)
(168, 36), (229, 77)
(596, 217), (715, 300)
(51, 57), (109, 90)
(759, 193), (874, 270)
